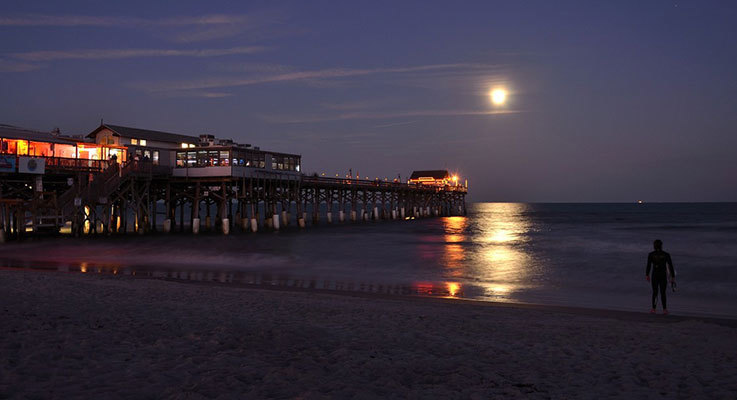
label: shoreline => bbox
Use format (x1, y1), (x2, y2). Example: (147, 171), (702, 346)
(2, 269), (735, 398)
(157, 273), (737, 327)
(4, 264), (737, 326)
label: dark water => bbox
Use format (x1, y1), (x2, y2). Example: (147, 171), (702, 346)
(3, 202), (737, 318)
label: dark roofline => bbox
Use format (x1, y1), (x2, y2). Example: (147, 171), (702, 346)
(0, 124), (84, 145)
(86, 125), (109, 139)
(87, 124), (200, 144)
(178, 144), (301, 158)
(87, 123), (300, 157)
(409, 170), (450, 179)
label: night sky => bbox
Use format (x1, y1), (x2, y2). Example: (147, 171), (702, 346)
(1, 1), (735, 202)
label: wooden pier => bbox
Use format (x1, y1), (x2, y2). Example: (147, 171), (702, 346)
(0, 161), (467, 240)
(0, 123), (467, 240)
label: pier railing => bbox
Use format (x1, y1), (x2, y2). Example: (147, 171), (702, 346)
(118, 160), (171, 177)
(301, 175), (467, 193)
(44, 157), (109, 173)
(0, 155), (170, 177)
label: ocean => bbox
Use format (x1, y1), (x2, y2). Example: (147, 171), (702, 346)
(3, 202), (736, 318)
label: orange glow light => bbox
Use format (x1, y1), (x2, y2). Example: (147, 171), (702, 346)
(17, 140), (29, 155)
(447, 282), (461, 297)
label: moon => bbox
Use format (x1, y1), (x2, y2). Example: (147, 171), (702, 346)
(490, 88), (507, 105)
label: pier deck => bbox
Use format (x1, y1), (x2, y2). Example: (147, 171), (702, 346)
(1, 161), (467, 240)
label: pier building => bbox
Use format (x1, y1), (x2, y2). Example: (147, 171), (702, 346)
(86, 124), (198, 169)
(409, 170), (463, 187)
(1, 124), (127, 172)
(173, 135), (301, 179)
(0, 122), (466, 241)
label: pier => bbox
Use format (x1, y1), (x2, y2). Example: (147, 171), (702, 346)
(0, 123), (467, 240)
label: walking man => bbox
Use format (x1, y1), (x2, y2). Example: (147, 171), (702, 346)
(646, 239), (676, 314)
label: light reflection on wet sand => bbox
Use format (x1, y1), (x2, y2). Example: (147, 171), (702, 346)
(0, 257), (464, 299)
(441, 216), (467, 279)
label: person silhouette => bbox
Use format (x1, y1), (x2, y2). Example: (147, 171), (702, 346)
(646, 239), (676, 314)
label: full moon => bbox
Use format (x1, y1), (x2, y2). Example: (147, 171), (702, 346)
(490, 88), (507, 105)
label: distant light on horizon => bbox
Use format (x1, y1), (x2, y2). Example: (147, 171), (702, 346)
(490, 88), (507, 105)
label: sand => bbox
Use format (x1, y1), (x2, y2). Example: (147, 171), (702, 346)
(1, 270), (735, 399)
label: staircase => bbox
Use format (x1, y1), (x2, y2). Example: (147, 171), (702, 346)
(29, 192), (63, 233)
(57, 161), (149, 224)
(2, 161), (154, 238)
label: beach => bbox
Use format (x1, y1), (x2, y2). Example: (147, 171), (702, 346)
(1, 270), (735, 399)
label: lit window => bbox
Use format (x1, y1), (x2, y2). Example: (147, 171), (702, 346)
(181, 143), (189, 149)
(188, 144), (196, 148)
(140, 139), (147, 146)
(131, 138), (138, 145)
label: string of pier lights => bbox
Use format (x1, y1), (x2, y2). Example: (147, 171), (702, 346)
(316, 172), (464, 185)
(319, 172), (393, 181)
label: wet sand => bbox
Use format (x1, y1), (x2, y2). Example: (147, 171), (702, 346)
(1, 270), (735, 399)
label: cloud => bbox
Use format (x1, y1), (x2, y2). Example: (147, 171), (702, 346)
(373, 120), (420, 129)
(320, 100), (383, 111)
(0, 14), (253, 27)
(0, 59), (41, 72)
(157, 91), (234, 99)
(208, 62), (297, 74)
(173, 25), (247, 43)
(200, 92), (233, 98)
(10, 46), (265, 62)
(266, 109), (521, 124)
(137, 63), (498, 92)
(172, 10), (289, 43)
(0, 11), (288, 43)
